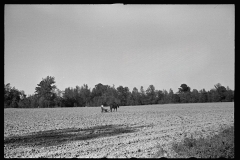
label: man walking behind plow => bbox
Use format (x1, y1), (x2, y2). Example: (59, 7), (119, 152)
(101, 104), (109, 113)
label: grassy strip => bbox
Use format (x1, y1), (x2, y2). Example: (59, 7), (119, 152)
(172, 126), (234, 158)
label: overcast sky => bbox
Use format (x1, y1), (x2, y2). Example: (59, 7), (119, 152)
(5, 4), (234, 95)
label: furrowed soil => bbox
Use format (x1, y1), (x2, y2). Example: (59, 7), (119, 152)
(4, 102), (234, 158)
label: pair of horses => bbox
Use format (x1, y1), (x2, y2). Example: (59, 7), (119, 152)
(101, 102), (119, 113)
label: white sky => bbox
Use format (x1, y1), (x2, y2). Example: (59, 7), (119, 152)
(5, 4), (234, 95)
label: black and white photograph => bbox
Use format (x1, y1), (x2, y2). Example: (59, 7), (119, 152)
(4, 4), (234, 158)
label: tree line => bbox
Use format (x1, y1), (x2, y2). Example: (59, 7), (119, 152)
(4, 76), (234, 108)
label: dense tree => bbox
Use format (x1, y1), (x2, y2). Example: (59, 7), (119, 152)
(146, 85), (157, 104)
(52, 88), (64, 107)
(190, 89), (199, 103)
(9, 87), (21, 108)
(18, 96), (30, 108)
(61, 84), (91, 107)
(99, 85), (118, 106)
(199, 89), (208, 103)
(163, 89), (169, 104)
(178, 92), (190, 103)
(5, 78), (234, 108)
(178, 84), (191, 103)
(35, 76), (56, 107)
(139, 86), (147, 105)
(4, 83), (11, 104)
(79, 84), (91, 106)
(62, 87), (77, 107)
(131, 87), (141, 105)
(17, 91), (30, 108)
(208, 88), (220, 102)
(172, 94), (180, 103)
(117, 86), (131, 106)
(178, 84), (191, 93)
(74, 86), (84, 107)
(4, 83), (22, 108)
(168, 88), (174, 103)
(225, 86), (234, 102)
(4, 83), (12, 107)
(214, 83), (227, 102)
(89, 83), (110, 106)
(91, 83), (108, 97)
(156, 90), (164, 104)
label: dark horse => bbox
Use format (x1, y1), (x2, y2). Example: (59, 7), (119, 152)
(110, 102), (119, 112)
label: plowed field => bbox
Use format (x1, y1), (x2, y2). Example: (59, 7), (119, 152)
(4, 102), (234, 158)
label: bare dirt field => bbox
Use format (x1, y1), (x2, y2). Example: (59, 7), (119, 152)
(4, 102), (234, 158)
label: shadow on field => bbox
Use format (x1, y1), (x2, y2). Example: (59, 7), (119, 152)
(4, 124), (149, 147)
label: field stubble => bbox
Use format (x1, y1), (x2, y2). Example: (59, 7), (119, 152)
(4, 102), (234, 158)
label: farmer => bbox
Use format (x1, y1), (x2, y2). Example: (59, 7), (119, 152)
(101, 104), (109, 113)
